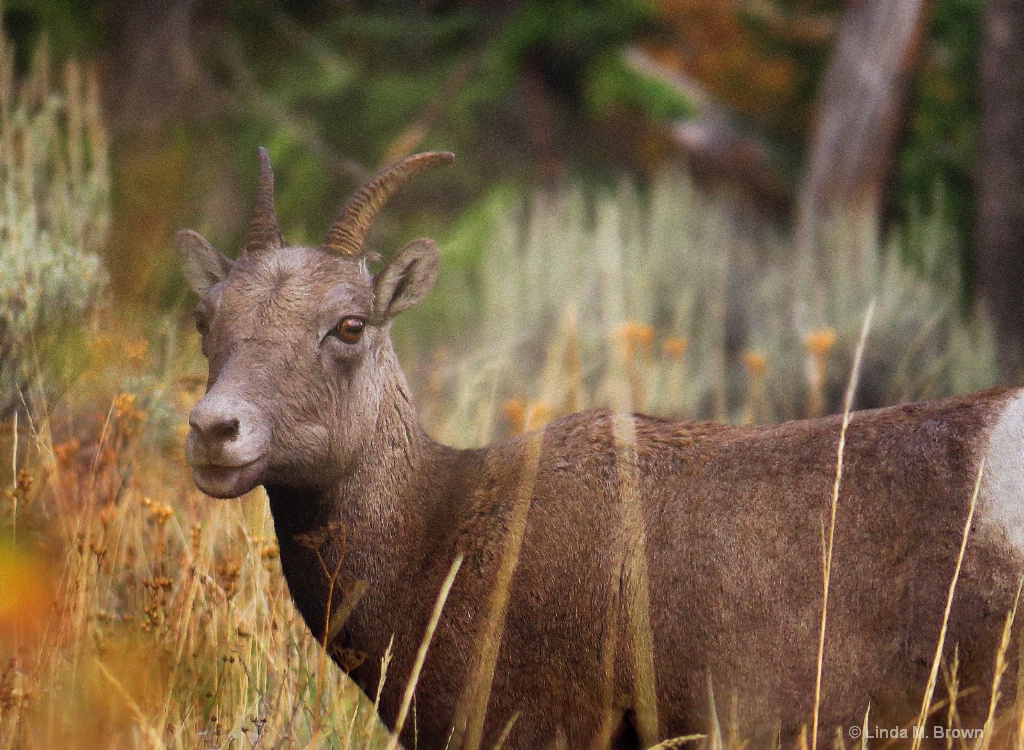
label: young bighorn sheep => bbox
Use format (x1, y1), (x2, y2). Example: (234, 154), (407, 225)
(179, 149), (1024, 749)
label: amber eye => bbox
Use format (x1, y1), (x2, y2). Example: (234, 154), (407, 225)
(337, 317), (365, 343)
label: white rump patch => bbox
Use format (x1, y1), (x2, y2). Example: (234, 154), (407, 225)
(982, 389), (1024, 550)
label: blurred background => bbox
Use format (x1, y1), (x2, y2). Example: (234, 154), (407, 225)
(3, 3), (1024, 747)
(1, 0), (1007, 291)
(3, 0), (1024, 428)
(5, 0), (1024, 362)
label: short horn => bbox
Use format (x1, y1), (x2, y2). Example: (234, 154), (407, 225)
(244, 147), (283, 256)
(323, 151), (455, 257)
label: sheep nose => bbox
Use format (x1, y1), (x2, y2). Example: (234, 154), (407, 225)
(189, 406), (241, 442)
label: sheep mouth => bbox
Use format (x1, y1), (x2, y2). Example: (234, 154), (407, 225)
(191, 456), (268, 499)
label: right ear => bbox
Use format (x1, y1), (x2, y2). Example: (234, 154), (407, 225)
(177, 229), (234, 295)
(372, 238), (440, 322)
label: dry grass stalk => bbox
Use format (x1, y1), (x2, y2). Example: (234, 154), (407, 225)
(976, 577), (1023, 750)
(706, 672), (724, 750)
(812, 305), (873, 750)
(742, 351), (768, 424)
(611, 410), (660, 745)
(93, 658), (165, 750)
(1016, 626), (1024, 747)
(366, 636), (396, 744)
(910, 460), (987, 750)
(491, 710), (521, 750)
(942, 647), (961, 750)
(299, 526), (348, 730)
(385, 552), (464, 750)
(452, 428), (543, 750)
(325, 578), (370, 648)
(648, 732), (708, 749)
(595, 540), (624, 748)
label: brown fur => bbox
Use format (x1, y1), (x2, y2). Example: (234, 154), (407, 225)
(179, 152), (1024, 749)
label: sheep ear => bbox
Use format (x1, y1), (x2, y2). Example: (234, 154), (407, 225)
(372, 238), (440, 321)
(177, 229), (234, 295)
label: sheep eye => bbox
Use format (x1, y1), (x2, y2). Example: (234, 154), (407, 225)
(337, 317), (365, 344)
(195, 311), (210, 336)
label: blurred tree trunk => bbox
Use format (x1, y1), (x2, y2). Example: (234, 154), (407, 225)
(103, 0), (226, 303)
(106, 0), (222, 132)
(977, 0), (1024, 369)
(795, 0), (931, 254)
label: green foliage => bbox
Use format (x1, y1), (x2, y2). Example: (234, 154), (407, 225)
(0, 36), (109, 416)
(1, 0), (106, 70)
(216, 0), (656, 252)
(894, 0), (982, 286)
(587, 52), (695, 121)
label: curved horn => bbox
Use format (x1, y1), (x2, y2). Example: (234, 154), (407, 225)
(244, 147), (283, 256)
(323, 151), (455, 257)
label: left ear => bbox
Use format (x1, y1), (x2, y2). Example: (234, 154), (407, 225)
(372, 238), (440, 321)
(177, 229), (234, 295)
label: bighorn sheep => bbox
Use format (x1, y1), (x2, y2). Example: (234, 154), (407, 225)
(179, 149), (1024, 749)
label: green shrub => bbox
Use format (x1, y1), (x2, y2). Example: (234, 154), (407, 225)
(0, 37), (109, 416)
(429, 174), (997, 445)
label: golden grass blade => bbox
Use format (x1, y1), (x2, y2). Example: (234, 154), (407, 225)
(325, 578), (370, 646)
(88, 396), (117, 494)
(385, 552), (464, 750)
(977, 576), (1024, 750)
(1016, 630), (1024, 749)
(707, 671), (723, 750)
(594, 571), (622, 749)
(157, 539), (209, 733)
(612, 410), (660, 745)
(491, 712), (521, 750)
(366, 635), (396, 743)
(909, 459), (986, 750)
(835, 725), (847, 750)
(342, 690), (362, 749)
(1016, 695), (1024, 750)
(648, 734), (708, 749)
(452, 428), (543, 750)
(944, 646), (960, 750)
(314, 550), (345, 729)
(94, 658), (166, 750)
(812, 301), (874, 750)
